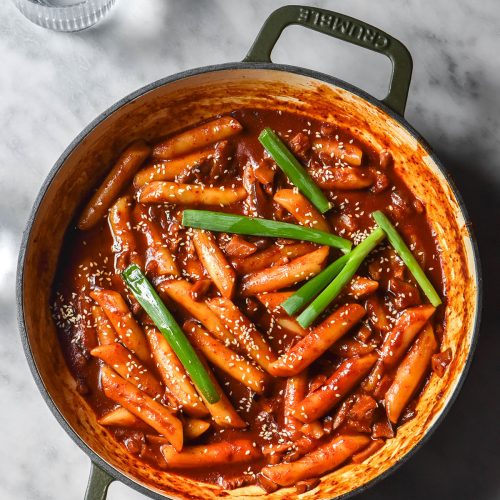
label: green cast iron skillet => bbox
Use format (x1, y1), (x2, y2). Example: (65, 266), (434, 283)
(17, 5), (482, 500)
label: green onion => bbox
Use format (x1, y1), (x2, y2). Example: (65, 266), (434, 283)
(258, 127), (332, 214)
(372, 210), (442, 307)
(182, 210), (352, 253)
(121, 264), (220, 403)
(297, 227), (386, 328)
(281, 253), (350, 316)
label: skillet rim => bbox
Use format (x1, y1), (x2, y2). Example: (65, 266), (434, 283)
(16, 61), (483, 500)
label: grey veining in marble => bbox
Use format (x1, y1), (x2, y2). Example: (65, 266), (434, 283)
(1, 1), (499, 499)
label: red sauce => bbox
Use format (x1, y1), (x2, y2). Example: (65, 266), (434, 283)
(52, 109), (446, 491)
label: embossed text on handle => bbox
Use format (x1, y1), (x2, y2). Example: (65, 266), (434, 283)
(298, 8), (390, 49)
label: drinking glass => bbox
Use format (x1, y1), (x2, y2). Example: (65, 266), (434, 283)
(12, 0), (117, 32)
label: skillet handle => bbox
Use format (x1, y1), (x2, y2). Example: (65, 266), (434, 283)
(244, 5), (412, 116)
(85, 462), (114, 500)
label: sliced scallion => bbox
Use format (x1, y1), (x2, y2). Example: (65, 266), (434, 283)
(121, 264), (220, 404)
(372, 210), (442, 307)
(182, 210), (352, 253)
(281, 253), (350, 316)
(297, 227), (386, 328)
(259, 127), (332, 213)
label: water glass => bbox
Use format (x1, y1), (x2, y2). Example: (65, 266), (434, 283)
(12, 0), (117, 32)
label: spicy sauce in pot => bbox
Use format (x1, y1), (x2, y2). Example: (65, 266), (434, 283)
(52, 109), (448, 491)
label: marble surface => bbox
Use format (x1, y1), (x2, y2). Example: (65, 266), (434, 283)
(1, 0), (499, 499)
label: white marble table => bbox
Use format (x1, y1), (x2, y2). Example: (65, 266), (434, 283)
(1, 1), (499, 499)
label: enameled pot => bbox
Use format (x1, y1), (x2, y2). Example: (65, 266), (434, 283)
(16, 5), (481, 500)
